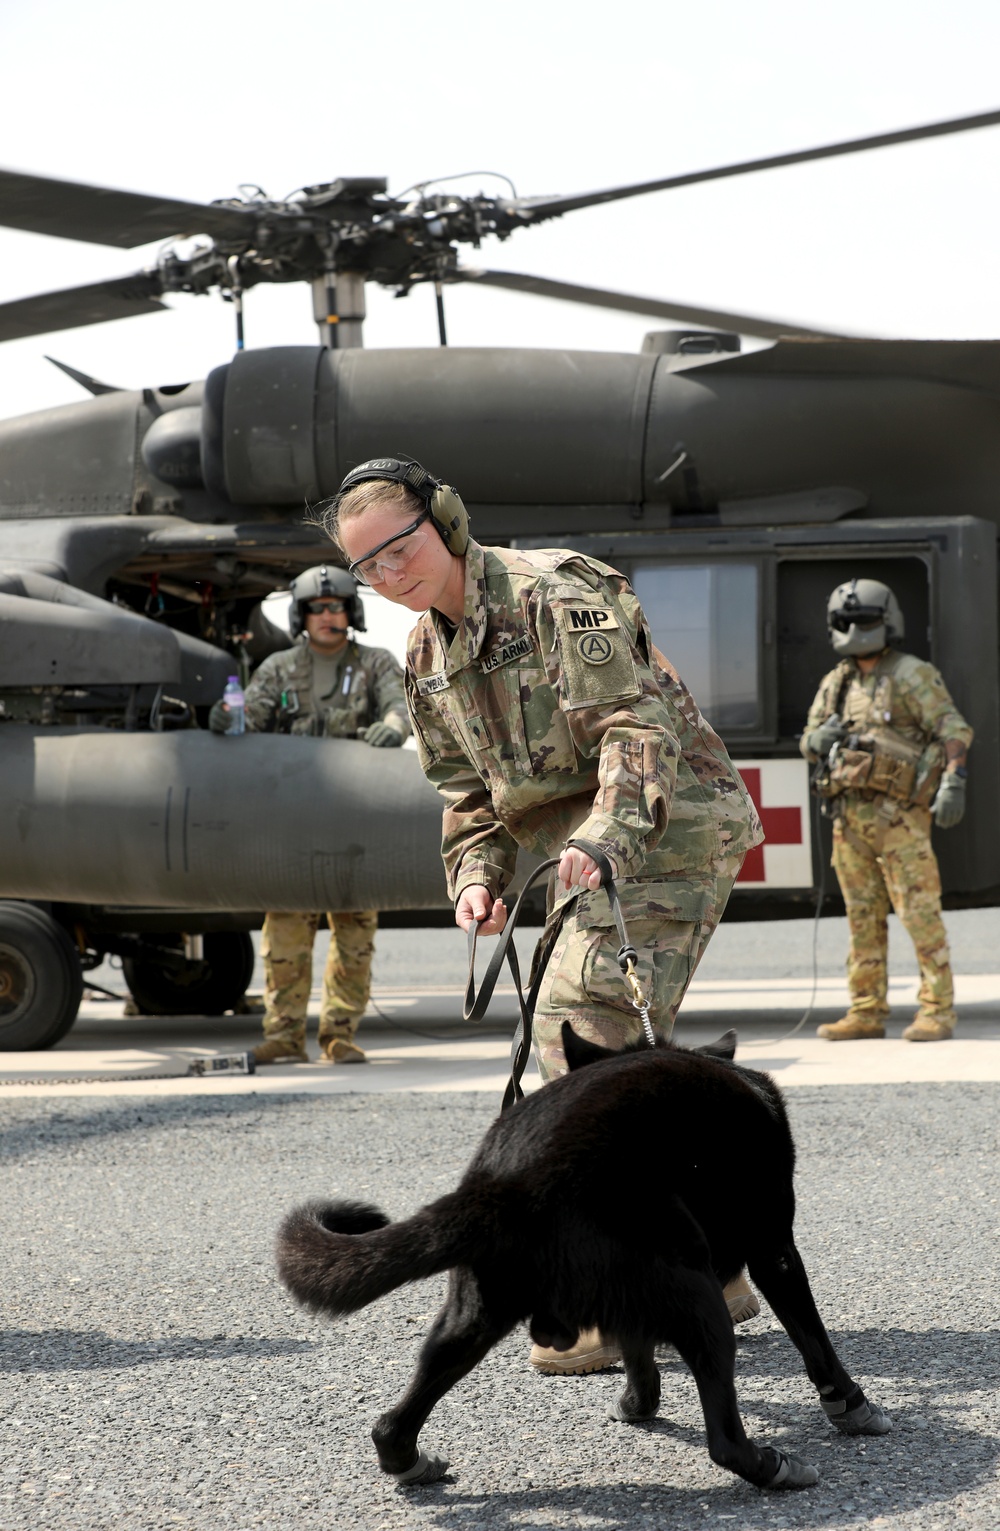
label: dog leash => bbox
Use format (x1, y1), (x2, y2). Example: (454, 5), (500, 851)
(463, 857), (560, 1112)
(568, 839), (658, 1050)
(464, 843), (655, 1112)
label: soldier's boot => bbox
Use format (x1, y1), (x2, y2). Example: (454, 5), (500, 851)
(902, 1016), (954, 1042)
(724, 1272), (760, 1324)
(253, 1032), (308, 1065)
(530, 1329), (622, 1376)
(817, 1013), (886, 1041)
(320, 1034), (368, 1064)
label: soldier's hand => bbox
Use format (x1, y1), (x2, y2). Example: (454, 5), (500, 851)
(557, 847), (616, 893)
(931, 771), (966, 828)
(805, 717), (847, 757)
(208, 700), (233, 734)
(358, 722), (404, 748)
(455, 887), (507, 936)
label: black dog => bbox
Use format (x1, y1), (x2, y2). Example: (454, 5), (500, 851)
(277, 1024), (890, 1491)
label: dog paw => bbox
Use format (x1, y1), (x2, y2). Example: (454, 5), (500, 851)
(765, 1450), (819, 1489)
(392, 1448), (450, 1487)
(830, 1399), (892, 1437)
(608, 1398), (657, 1423)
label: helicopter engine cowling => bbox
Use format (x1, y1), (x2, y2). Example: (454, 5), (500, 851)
(198, 343), (1000, 530)
(0, 730), (451, 911)
(202, 346), (655, 507)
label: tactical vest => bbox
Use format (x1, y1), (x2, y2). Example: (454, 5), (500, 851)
(815, 651), (945, 808)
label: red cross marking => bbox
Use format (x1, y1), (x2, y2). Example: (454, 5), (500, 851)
(737, 767), (803, 883)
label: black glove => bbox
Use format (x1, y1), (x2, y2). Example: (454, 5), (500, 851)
(359, 722), (404, 748)
(931, 772), (966, 829)
(805, 718), (847, 757)
(208, 699), (232, 734)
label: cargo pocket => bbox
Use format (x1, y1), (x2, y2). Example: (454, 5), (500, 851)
(546, 879), (712, 1019)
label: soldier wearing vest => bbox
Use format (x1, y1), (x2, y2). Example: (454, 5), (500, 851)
(801, 578), (972, 1043)
(325, 456), (765, 1375)
(208, 565), (410, 1064)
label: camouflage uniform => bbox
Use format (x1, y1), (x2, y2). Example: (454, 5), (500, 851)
(406, 540), (762, 1079)
(247, 636), (408, 1046)
(802, 651), (972, 1032)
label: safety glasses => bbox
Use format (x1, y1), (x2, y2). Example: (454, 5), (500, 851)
(306, 599), (348, 615)
(347, 509), (431, 586)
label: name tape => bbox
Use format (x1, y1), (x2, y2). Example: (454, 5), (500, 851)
(416, 672), (451, 696)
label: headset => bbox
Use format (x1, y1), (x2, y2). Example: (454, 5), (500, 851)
(336, 456), (470, 555)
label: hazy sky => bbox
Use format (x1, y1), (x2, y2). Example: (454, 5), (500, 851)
(2, 0), (1000, 425)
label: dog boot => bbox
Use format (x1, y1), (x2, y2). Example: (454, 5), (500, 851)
(902, 1016), (954, 1042)
(724, 1272), (760, 1325)
(253, 1037), (308, 1065)
(321, 1037), (368, 1064)
(817, 1014), (886, 1041)
(530, 1328), (621, 1375)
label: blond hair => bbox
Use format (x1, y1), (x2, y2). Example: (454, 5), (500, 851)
(318, 478), (424, 552)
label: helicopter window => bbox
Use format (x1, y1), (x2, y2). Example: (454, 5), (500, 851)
(631, 562), (759, 730)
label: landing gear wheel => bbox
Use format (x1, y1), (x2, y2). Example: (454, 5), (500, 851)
(0, 902), (84, 1050)
(122, 931), (255, 1016)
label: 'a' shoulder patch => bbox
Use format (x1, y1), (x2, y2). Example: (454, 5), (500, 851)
(560, 606), (620, 633)
(481, 634), (533, 673)
(416, 671), (451, 696)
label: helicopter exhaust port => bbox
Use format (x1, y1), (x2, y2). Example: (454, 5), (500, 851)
(141, 406), (204, 489)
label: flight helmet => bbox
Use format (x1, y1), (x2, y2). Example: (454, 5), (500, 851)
(289, 564), (366, 637)
(827, 577), (903, 657)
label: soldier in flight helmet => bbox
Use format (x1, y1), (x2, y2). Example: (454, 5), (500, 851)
(802, 575), (973, 1043)
(288, 563), (367, 637)
(208, 562), (410, 1065)
(826, 577), (905, 657)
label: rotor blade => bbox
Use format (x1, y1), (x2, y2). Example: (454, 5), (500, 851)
(515, 107), (1000, 220)
(45, 356), (122, 394)
(454, 268), (850, 341)
(0, 168), (257, 248)
(0, 273), (168, 344)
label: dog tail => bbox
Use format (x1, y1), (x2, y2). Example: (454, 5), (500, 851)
(276, 1193), (479, 1317)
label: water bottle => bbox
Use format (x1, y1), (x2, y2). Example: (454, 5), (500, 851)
(222, 675), (245, 735)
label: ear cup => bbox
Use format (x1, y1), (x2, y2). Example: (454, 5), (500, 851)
(429, 484), (469, 554)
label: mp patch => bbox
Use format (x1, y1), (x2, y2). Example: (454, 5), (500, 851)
(577, 631), (615, 665)
(416, 671), (451, 696)
(562, 606), (620, 633)
(481, 634), (533, 673)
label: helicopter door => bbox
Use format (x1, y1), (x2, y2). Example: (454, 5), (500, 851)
(776, 555), (931, 742)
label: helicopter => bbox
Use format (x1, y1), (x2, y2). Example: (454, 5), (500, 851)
(1, 107), (999, 1048)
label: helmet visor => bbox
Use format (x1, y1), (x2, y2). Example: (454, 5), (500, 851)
(829, 606), (885, 633)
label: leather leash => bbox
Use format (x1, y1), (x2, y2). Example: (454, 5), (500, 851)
(464, 842), (655, 1112)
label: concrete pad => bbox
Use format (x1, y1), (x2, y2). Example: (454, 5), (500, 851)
(2, 974), (998, 1098)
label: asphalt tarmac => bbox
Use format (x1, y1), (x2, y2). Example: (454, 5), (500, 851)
(2, 910), (999, 1529)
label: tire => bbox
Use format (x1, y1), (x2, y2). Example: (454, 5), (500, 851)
(0, 902), (84, 1050)
(122, 930), (256, 1016)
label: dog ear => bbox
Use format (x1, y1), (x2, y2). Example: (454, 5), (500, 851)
(691, 1028), (738, 1061)
(561, 1020), (618, 1071)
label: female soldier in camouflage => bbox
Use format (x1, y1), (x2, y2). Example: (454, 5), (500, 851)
(326, 458), (764, 1372)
